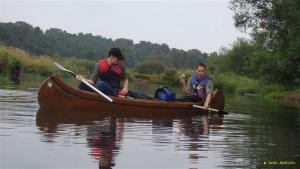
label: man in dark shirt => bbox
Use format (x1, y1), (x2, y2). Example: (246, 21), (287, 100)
(77, 48), (129, 96)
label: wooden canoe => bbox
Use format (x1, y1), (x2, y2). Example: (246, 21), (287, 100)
(38, 74), (225, 115)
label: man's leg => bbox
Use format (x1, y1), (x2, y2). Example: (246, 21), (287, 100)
(95, 81), (118, 96)
(79, 82), (95, 92)
(79, 81), (118, 96)
(176, 95), (203, 102)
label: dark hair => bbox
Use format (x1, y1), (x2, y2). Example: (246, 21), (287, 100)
(197, 62), (206, 69)
(108, 48), (124, 60)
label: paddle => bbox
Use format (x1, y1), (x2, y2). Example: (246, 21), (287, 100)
(193, 105), (229, 115)
(53, 62), (114, 103)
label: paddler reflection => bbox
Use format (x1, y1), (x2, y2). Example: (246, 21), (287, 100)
(87, 116), (124, 169)
(178, 114), (224, 160)
(36, 109), (223, 168)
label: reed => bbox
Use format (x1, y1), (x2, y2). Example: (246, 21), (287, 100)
(0, 46), (26, 81)
(0, 45), (95, 81)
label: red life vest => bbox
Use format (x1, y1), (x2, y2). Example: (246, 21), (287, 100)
(98, 59), (123, 78)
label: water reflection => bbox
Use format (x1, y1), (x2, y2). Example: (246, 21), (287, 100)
(36, 109), (224, 168)
(87, 117), (124, 169)
(2, 86), (299, 168)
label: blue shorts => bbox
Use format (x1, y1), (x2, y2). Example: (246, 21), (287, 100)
(79, 80), (118, 96)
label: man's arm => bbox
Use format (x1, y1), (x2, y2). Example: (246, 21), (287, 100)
(120, 78), (129, 95)
(76, 63), (99, 85)
(185, 77), (192, 96)
(179, 76), (192, 96)
(119, 67), (129, 95)
(203, 79), (213, 109)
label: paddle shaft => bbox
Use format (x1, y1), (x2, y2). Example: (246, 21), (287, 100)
(53, 62), (114, 103)
(193, 105), (228, 115)
(81, 79), (113, 103)
(193, 105), (218, 112)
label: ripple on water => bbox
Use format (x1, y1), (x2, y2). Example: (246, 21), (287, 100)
(0, 89), (39, 128)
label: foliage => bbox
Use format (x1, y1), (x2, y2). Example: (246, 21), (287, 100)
(23, 56), (56, 76)
(134, 60), (167, 74)
(0, 46), (26, 79)
(125, 69), (134, 82)
(161, 68), (178, 86)
(212, 72), (286, 97)
(0, 45), (95, 80)
(229, 0), (300, 85)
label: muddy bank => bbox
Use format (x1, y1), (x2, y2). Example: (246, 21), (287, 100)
(134, 74), (152, 84)
(274, 93), (300, 104)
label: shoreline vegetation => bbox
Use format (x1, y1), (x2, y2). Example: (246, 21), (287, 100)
(1, 45), (299, 104)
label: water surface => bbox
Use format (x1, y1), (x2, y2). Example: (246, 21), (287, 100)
(0, 79), (299, 169)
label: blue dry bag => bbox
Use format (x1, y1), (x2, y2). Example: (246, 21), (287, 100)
(154, 86), (176, 101)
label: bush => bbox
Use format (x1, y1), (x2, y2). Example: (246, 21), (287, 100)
(126, 69), (134, 82)
(134, 60), (166, 74)
(0, 45), (97, 79)
(60, 58), (95, 76)
(213, 73), (259, 95)
(0, 50), (12, 74)
(23, 56), (55, 76)
(161, 68), (178, 86)
(0, 46), (26, 81)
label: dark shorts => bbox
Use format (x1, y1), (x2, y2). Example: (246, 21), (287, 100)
(79, 80), (118, 96)
(176, 95), (203, 102)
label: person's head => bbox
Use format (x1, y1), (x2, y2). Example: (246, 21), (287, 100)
(108, 48), (124, 63)
(196, 63), (206, 79)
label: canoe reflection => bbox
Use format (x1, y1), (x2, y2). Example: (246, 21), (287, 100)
(36, 109), (224, 168)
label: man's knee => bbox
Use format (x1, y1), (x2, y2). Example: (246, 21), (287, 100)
(95, 81), (109, 90)
(95, 81), (118, 96)
(79, 82), (94, 92)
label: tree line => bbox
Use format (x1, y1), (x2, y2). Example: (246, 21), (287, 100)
(0, 21), (207, 69)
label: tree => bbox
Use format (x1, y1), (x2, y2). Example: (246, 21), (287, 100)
(230, 0), (300, 84)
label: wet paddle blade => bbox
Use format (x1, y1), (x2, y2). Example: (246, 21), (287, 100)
(193, 105), (229, 115)
(53, 62), (77, 77)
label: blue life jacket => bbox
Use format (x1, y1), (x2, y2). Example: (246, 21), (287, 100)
(154, 86), (176, 101)
(190, 74), (212, 99)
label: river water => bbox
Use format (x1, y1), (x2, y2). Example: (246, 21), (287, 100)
(0, 79), (299, 169)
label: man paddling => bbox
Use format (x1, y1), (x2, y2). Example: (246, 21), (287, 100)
(178, 63), (213, 110)
(77, 48), (129, 96)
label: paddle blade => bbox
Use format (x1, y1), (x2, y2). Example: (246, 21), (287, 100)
(220, 111), (229, 115)
(53, 62), (76, 77)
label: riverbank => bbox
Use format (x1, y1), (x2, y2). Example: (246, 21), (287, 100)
(1, 45), (298, 104)
(270, 89), (300, 104)
(275, 93), (300, 104)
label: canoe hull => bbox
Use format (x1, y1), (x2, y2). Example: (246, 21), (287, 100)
(38, 75), (225, 115)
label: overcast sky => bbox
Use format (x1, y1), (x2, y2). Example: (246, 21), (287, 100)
(0, 0), (247, 53)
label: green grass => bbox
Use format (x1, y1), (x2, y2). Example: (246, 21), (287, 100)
(0, 45), (95, 80)
(212, 72), (289, 97)
(263, 86), (300, 99)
